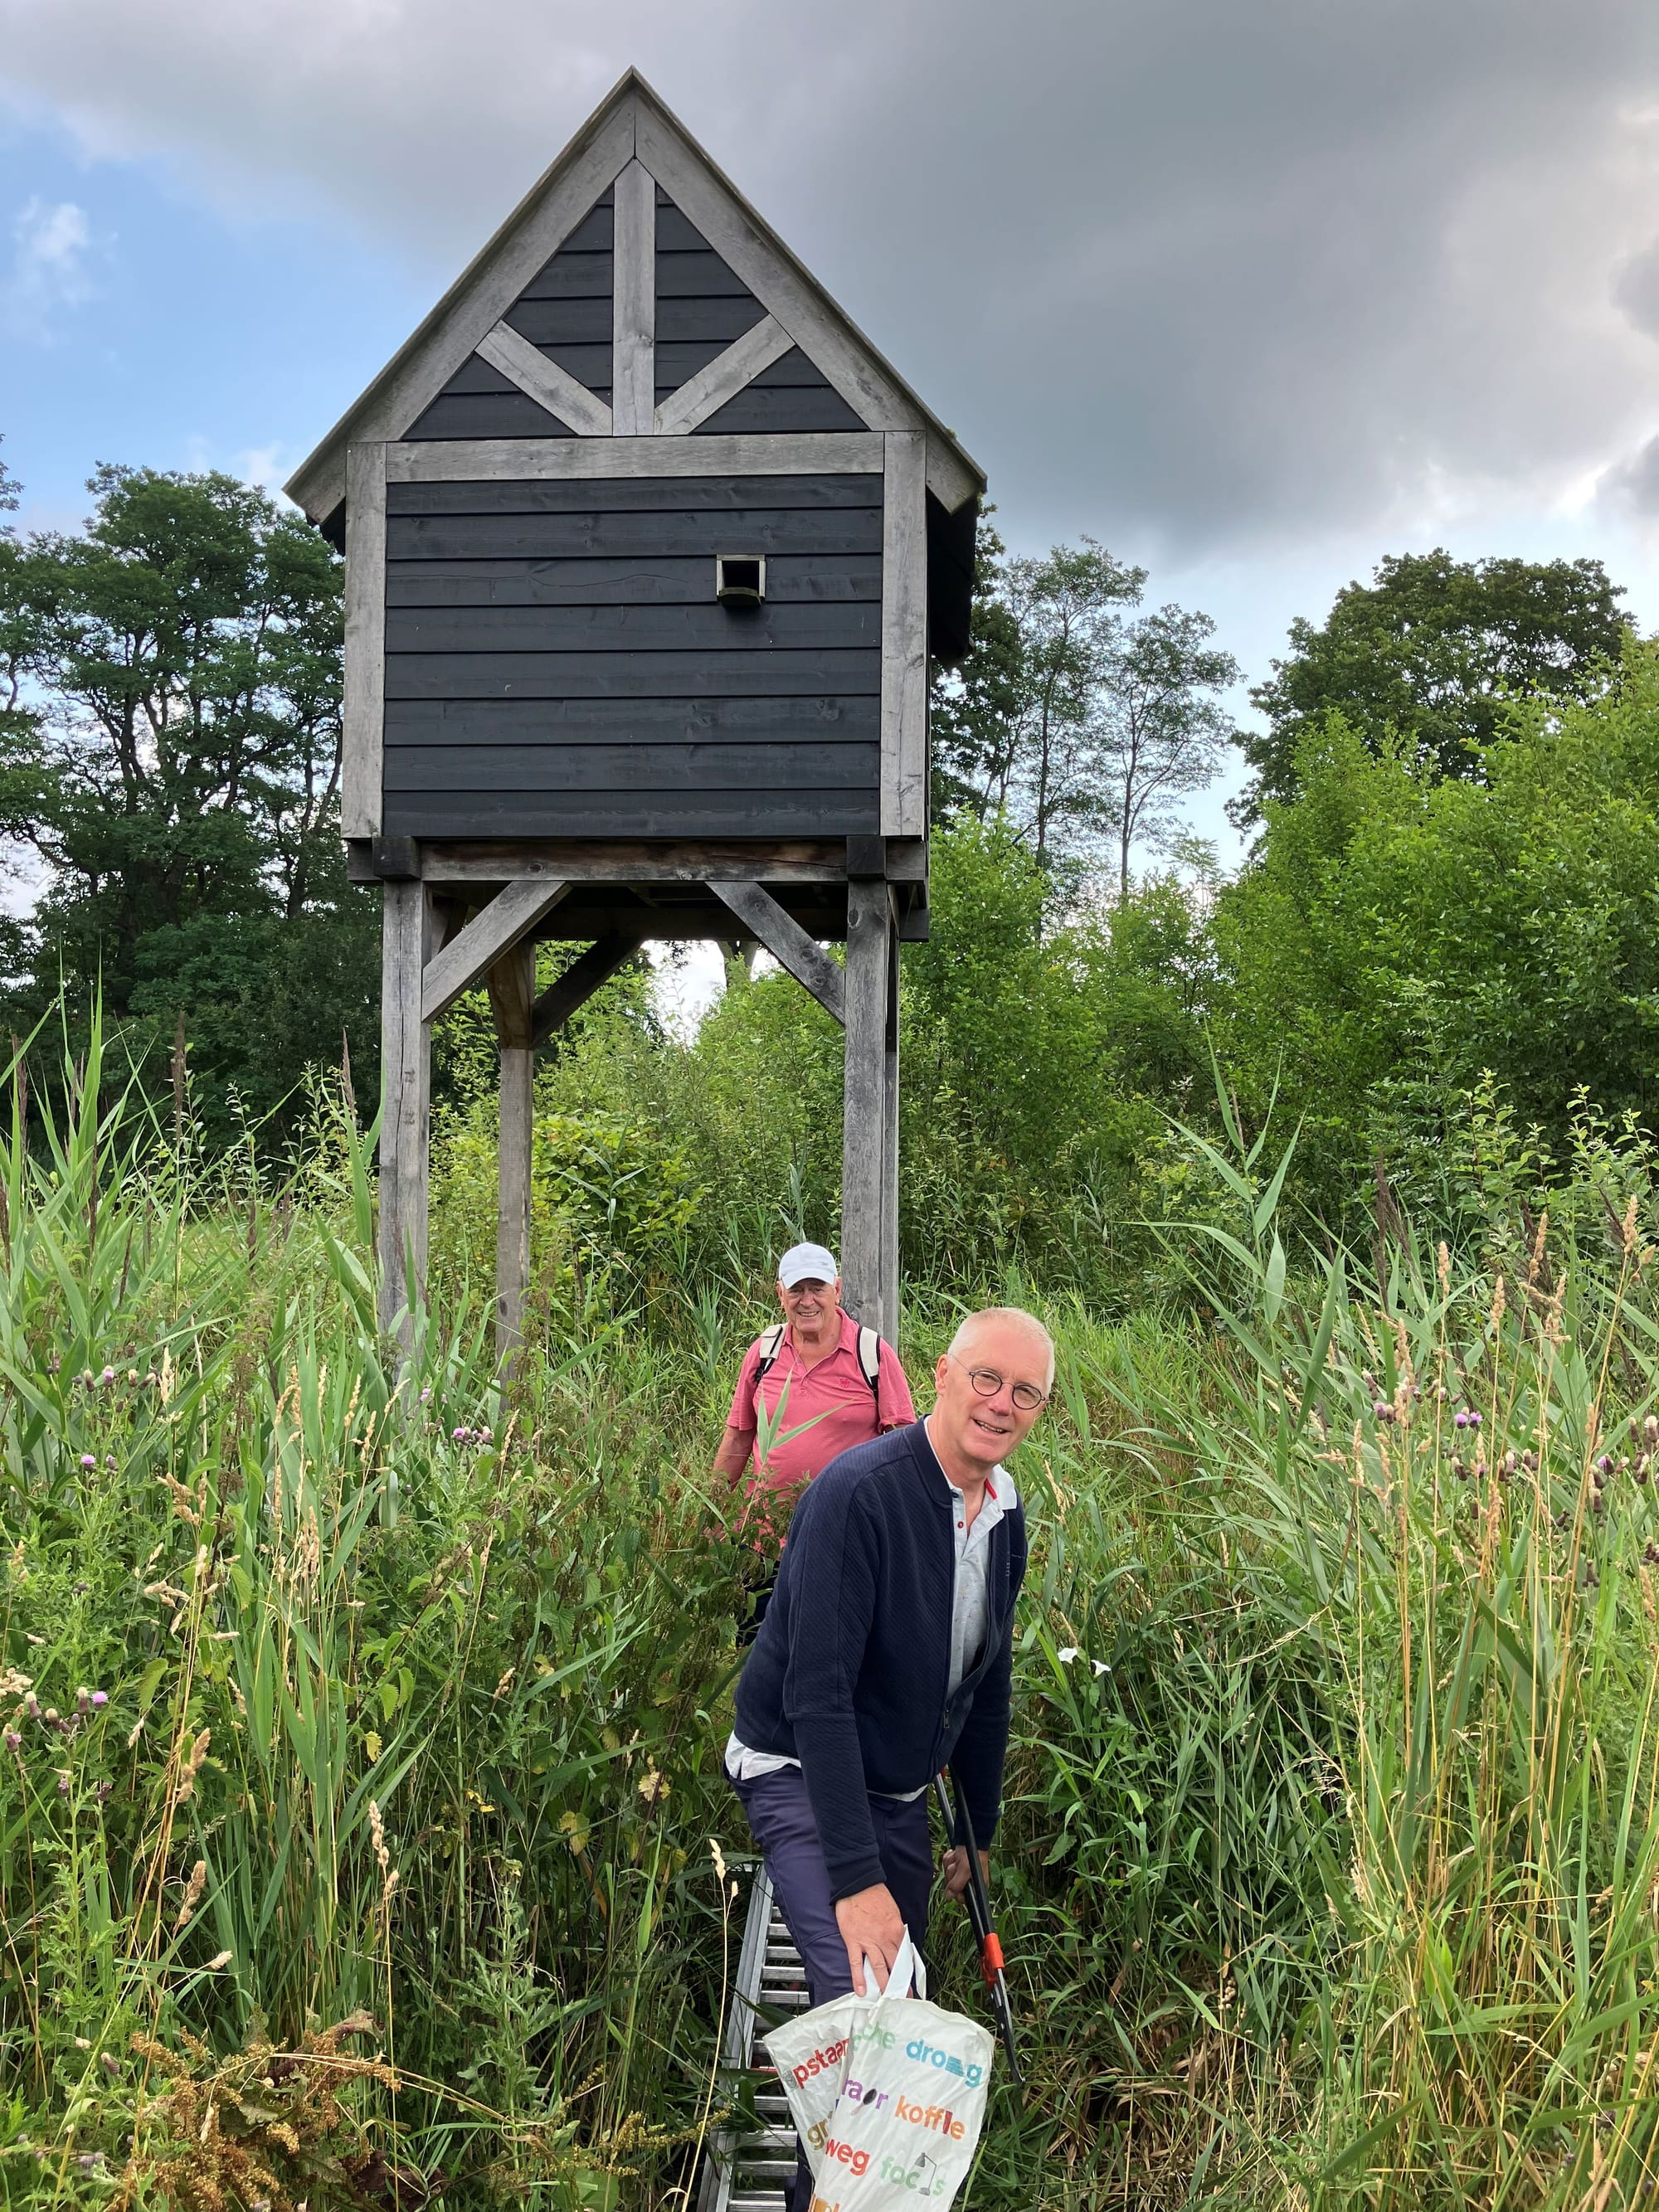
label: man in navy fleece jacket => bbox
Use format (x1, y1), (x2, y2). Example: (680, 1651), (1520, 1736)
(727, 1305), (1049, 2198)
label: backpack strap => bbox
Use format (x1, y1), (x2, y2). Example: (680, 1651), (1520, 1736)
(753, 1322), (787, 1385)
(856, 1325), (882, 1402)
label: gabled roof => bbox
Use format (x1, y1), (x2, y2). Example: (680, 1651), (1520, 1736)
(285, 69), (985, 527)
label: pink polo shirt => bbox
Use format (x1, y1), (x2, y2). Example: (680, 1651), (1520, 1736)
(727, 1310), (916, 1492)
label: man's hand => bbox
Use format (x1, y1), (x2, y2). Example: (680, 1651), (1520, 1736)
(941, 1845), (991, 1901)
(835, 1882), (904, 1995)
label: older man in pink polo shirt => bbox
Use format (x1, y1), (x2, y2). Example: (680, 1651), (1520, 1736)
(714, 1241), (915, 1532)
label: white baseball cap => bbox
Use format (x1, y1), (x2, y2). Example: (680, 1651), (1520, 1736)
(778, 1242), (839, 1289)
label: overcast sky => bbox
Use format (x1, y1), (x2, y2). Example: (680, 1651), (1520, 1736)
(5, 0), (1659, 865)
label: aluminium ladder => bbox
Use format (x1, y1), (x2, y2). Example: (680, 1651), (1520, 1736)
(695, 1864), (808, 2212)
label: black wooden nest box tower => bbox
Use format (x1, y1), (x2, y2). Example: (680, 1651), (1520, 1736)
(285, 69), (983, 1353)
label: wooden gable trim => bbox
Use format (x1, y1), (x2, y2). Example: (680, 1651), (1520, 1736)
(476, 321), (612, 435)
(285, 95), (635, 521)
(384, 430), (884, 482)
(611, 160), (657, 435)
(633, 90), (983, 513)
(653, 314), (794, 435)
(286, 71), (983, 525)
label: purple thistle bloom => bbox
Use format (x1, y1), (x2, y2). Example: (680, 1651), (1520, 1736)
(90, 1690), (107, 1708)
(3, 1729), (20, 1752)
(1598, 1453), (1614, 1474)
(80, 1454), (95, 1469)
(1373, 1400), (1392, 1421)
(452, 1427), (466, 1442)
(1455, 1410), (1470, 1429)
(100, 1366), (114, 1384)
(1468, 1411), (1482, 1428)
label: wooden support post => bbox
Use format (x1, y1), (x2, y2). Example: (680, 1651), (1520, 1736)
(378, 881), (432, 1341)
(841, 878), (890, 1334)
(882, 914), (900, 1342)
(488, 941), (537, 1371)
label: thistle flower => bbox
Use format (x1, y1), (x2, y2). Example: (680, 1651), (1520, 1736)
(80, 1455), (95, 1470)
(99, 1366), (114, 1385)
(1373, 1400), (1392, 1422)
(1455, 1410), (1471, 1430)
(90, 1690), (106, 1708)
(3, 1729), (20, 1753)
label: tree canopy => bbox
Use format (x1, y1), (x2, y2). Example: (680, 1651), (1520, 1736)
(1235, 548), (1628, 817)
(0, 464), (377, 1137)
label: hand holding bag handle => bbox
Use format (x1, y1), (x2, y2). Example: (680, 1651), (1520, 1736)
(861, 1928), (927, 2001)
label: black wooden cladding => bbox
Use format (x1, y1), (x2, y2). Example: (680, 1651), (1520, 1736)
(384, 697), (878, 743)
(382, 790), (880, 836)
(404, 358), (575, 441)
(386, 648), (878, 698)
(387, 509), (882, 558)
(386, 603), (880, 653)
(387, 475), (878, 514)
(386, 554), (880, 607)
(380, 469), (884, 839)
(384, 742), (879, 790)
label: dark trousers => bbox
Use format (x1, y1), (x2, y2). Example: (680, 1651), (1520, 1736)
(732, 1766), (933, 2212)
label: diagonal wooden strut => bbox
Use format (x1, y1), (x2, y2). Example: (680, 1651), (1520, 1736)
(476, 322), (613, 436)
(421, 880), (571, 1022)
(705, 882), (845, 1023)
(530, 931), (645, 1047)
(654, 314), (795, 435)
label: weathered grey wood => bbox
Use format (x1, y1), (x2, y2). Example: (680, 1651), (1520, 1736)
(385, 645), (880, 700)
(631, 99), (982, 513)
(421, 878), (571, 1021)
(882, 916), (900, 1340)
(881, 431), (928, 838)
(707, 882), (846, 1023)
(530, 931), (645, 1045)
(386, 431), (883, 483)
(388, 471), (880, 514)
(378, 882), (432, 1339)
(487, 941), (537, 1367)
(384, 600), (880, 654)
(840, 878), (891, 1334)
(386, 741), (879, 791)
(386, 696), (878, 744)
(421, 839), (847, 884)
(611, 160), (656, 436)
(385, 553), (881, 607)
(285, 97), (634, 520)
(387, 790), (879, 838)
(476, 321), (613, 436)
(343, 443), (387, 839)
(654, 314), (792, 435)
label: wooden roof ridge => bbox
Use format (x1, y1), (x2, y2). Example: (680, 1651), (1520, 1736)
(285, 67), (985, 529)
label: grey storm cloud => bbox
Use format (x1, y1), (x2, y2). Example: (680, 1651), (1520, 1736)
(5, 0), (1659, 561)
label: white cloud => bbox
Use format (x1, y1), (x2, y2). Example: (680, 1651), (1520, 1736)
(2, 195), (93, 338)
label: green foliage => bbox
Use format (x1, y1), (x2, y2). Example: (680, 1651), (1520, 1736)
(1238, 545), (1628, 814)
(1214, 643), (1659, 1223)
(0, 464), (377, 1143)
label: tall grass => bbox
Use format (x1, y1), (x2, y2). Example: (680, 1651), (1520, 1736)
(3, 1026), (1659, 2207)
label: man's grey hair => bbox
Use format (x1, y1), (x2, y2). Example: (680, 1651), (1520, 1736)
(946, 1307), (1056, 1391)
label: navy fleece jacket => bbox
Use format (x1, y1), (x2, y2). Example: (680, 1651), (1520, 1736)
(732, 1421), (1028, 1901)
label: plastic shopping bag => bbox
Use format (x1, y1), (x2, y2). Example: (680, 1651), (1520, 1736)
(766, 1934), (995, 2209)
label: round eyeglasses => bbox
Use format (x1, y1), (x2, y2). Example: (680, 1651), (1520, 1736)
(947, 1353), (1048, 1413)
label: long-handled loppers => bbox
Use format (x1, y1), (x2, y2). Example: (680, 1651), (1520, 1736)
(933, 1770), (1022, 2085)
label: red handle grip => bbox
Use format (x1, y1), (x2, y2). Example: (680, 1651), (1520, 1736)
(980, 1931), (1004, 1984)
